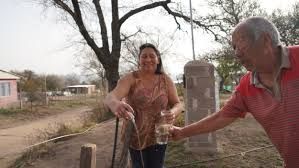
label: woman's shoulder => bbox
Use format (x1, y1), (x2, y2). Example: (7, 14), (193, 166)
(119, 71), (139, 84)
(160, 73), (173, 83)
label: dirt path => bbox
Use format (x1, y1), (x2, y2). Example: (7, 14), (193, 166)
(21, 119), (121, 168)
(0, 106), (92, 167)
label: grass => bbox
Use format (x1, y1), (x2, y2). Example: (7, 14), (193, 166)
(0, 100), (86, 117)
(8, 98), (113, 168)
(9, 144), (55, 168)
(87, 101), (114, 123)
(0, 108), (25, 115)
(165, 141), (212, 168)
(9, 122), (87, 168)
(0, 95), (105, 129)
(166, 113), (221, 168)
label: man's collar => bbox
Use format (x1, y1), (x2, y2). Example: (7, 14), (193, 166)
(280, 46), (290, 69)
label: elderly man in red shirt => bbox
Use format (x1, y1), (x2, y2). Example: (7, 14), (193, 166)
(170, 16), (299, 168)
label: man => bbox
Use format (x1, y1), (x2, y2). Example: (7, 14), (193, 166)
(170, 16), (299, 168)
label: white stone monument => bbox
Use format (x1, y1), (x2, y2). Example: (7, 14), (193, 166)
(184, 60), (219, 153)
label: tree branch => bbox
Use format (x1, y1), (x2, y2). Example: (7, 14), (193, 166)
(120, 28), (145, 42)
(92, 0), (110, 53)
(118, 0), (171, 28)
(53, 0), (75, 17)
(111, 0), (122, 59)
(161, 4), (220, 41)
(70, 0), (107, 64)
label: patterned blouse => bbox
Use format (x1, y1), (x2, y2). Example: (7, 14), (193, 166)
(123, 71), (169, 150)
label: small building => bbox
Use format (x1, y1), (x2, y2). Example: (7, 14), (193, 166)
(0, 70), (20, 108)
(65, 85), (96, 94)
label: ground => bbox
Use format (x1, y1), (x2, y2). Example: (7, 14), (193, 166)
(0, 106), (92, 168)
(165, 115), (283, 168)
(0, 94), (284, 168)
(22, 119), (120, 168)
(12, 115), (283, 168)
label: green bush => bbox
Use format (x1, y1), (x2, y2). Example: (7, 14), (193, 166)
(174, 112), (185, 127)
(0, 108), (23, 115)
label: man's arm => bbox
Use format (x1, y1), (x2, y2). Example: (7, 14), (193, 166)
(170, 111), (237, 140)
(170, 89), (247, 140)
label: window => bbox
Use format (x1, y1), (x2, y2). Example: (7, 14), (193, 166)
(0, 82), (11, 96)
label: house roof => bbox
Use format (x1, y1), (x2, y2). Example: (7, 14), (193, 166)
(0, 70), (21, 80)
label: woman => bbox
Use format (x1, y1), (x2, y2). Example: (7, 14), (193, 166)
(104, 43), (182, 168)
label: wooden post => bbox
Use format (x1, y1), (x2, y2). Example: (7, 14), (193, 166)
(19, 88), (23, 109)
(80, 143), (96, 168)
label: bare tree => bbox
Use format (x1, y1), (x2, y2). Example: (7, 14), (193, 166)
(77, 51), (107, 90)
(38, 0), (220, 91)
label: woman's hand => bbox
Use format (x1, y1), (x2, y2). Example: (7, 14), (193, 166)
(161, 110), (176, 124)
(112, 101), (134, 120)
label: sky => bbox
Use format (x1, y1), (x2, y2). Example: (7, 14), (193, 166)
(0, 0), (298, 78)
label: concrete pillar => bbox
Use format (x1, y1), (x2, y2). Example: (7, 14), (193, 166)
(184, 60), (219, 153)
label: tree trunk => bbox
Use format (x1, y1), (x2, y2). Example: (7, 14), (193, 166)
(30, 101), (33, 113)
(105, 60), (120, 92)
(219, 80), (224, 92)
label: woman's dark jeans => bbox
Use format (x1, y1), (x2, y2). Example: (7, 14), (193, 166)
(129, 144), (167, 168)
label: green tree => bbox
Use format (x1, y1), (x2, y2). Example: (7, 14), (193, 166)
(23, 79), (41, 108)
(201, 0), (265, 88)
(270, 2), (299, 46)
(205, 0), (266, 44)
(64, 73), (81, 86)
(203, 46), (245, 90)
(13, 70), (43, 92)
(13, 70), (44, 110)
(45, 74), (65, 91)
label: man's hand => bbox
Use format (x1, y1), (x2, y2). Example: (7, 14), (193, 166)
(169, 126), (185, 141)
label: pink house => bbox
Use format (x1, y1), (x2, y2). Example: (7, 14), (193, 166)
(0, 70), (20, 108)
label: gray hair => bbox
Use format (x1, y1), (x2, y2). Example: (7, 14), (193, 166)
(240, 16), (281, 46)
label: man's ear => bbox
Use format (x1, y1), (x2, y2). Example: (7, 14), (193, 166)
(261, 33), (274, 56)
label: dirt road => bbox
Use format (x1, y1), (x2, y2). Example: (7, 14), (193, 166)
(0, 106), (91, 167)
(22, 119), (121, 168)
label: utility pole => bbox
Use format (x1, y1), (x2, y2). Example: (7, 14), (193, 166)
(19, 86), (23, 109)
(189, 0), (196, 60)
(44, 74), (48, 106)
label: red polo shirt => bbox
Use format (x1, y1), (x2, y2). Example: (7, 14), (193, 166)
(220, 45), (299, 168)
